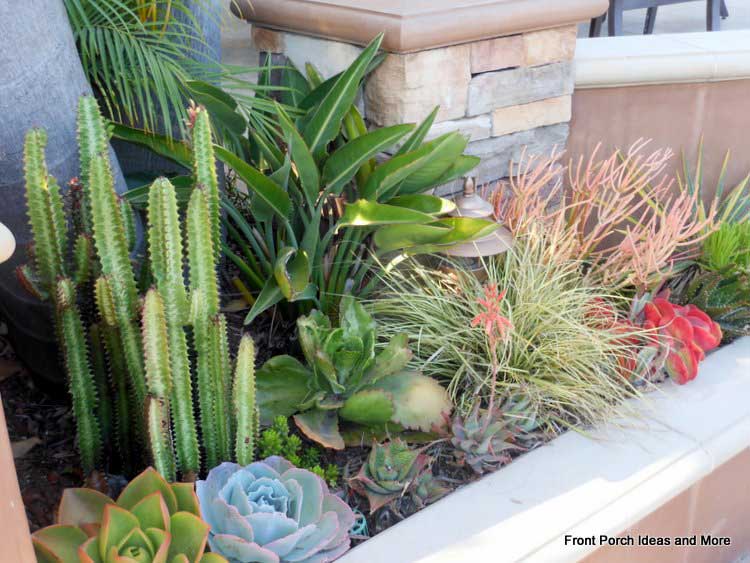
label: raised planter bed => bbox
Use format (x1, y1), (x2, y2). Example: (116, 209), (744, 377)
(340, 337), (750, 562)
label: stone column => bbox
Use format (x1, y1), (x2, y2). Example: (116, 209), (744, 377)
(234, 0), (606, 191)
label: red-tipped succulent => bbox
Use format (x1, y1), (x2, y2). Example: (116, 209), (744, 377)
(638, 295), (722, 384)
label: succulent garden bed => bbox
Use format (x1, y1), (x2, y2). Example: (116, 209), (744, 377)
(1, 5), (749, 563)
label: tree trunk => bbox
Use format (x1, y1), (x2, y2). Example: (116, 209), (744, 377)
(0, 0), (127, 381)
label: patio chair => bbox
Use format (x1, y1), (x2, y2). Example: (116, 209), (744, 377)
(589, 0), (729, 37)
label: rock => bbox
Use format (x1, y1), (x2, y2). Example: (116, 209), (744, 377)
(283, 33), (363, 79)
(365, 45), (471, 126)
(464, 123), (570, 183)
(467, 62), (574, 116)
(523, 25), (577, 67)
(470, 35), (524, 74)
(492, 96), (572, 137)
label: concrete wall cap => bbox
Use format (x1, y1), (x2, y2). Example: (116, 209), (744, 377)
(232, 0), (607, 53)
(576, 30), (750, 89)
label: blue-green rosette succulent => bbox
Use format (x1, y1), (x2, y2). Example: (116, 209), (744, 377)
(197, 457), (355, 563)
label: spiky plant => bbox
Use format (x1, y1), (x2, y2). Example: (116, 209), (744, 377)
(21, 97), (262, 479)
(671, 266), (750, 342)
(233, 335), (258, 466)
(147, 178), (200, 478)
(56, 278), (101, 472)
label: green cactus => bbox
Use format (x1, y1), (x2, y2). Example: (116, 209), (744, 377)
(233, 335), (258, 465)
(24, 129), (67, 291)
(89, 150), (147, 420)
(148, 178), (199, 478)
(102, 324), (133, 470)
(190, 105), (221, 265)
(77, 96), (110, 234)
(56, 278), (101, 472)
(142, 289), (177, 481)
(89, 323), (113, 447)
(72, 234), (93, 286)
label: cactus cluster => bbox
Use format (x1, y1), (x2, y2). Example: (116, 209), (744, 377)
(22, 97), (259, 478)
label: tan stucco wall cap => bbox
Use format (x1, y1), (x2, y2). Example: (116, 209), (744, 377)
(231, 0), (607, 53)
(576, 30), (750, 88)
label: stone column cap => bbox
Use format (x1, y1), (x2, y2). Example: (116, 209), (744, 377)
(231, 0), (606, 53)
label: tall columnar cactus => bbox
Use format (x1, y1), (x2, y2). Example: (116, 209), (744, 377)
(148, 178), (200, 478)
(233, 335), (258, 466)
(142, 289), (177, 482)
(76, 96), (110, 234)
(24, 129), (67, 291)
(89, 151), (147, 417)
(190, 106), (221, 265)
(187, 187), (229, 469)
(56, 278), (101, 472)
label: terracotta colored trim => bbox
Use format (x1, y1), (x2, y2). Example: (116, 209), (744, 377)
(0, 399), (35, 562)
(231, 0), (607, 53)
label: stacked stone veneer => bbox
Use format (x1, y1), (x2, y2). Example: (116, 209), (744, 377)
(252, 25), (575, 191)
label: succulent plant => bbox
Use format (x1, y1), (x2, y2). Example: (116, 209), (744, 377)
(196, 457), (355, 563)
(633, 294), (722, 384)
(32, 467), (226, 563)
(349, 439), (446, 513)
(671, 267), (750, 342)
(256, 296), (452, 449)
(449, 403), (522, 475)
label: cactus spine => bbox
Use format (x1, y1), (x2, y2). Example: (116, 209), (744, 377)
(142, 289), (177, 481)
(233, 336), (258, 465)
(89, 151), (147, 418)
(56, 279), (101, 472)
(24, 129), (67, 289)
(190, 106), (221, 265)
(148, 178), (199, 477)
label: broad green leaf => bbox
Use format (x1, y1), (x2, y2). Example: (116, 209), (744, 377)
(339, 199), (437, 228)
(387, 194), (456, 215)
(371, 224), (453, 253)
(111, 124), (192, 169)
(276, 104), (320, 204)
(322, 124), (414, 195)
(303, 34), (384, 157)
(274, 247), (311, 299)
(360, 141), (438, 200)
(370, 372), (452, 432)
(340, 389), (394, 426)
(294, 409), (345, 450)
(244, 277), (284, 325)
(374, 217), (499, 253)
(250, 129), (283, 170)
(366, 333), (413, 383)
(414, 155), (481, 194)
(281, 64), (312, 107)
(215, 145), (292, 220)
(397, 133), (469, 195)
(299, 51), (387, 112)
(395, 106), (439, 156)
(257, 355), (312, 423)
(185, 80), (238, 109)
(186, 89), (246, 136)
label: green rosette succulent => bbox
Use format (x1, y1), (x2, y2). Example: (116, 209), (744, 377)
(450, 404), (521, 475)
(32, 467), (226, 563)
(196, 457), (355, 563)
(256, 296), (452, 449)
(349, 439), (447, 513)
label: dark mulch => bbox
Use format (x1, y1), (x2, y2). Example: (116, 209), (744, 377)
(0, 336), (82, 532)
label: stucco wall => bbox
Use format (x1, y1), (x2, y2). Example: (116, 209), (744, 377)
(568, 79), (750, 198)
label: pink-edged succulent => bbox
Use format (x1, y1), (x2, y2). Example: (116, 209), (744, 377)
(32, 467), (225, 563)
(635, 294), (722, 384)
